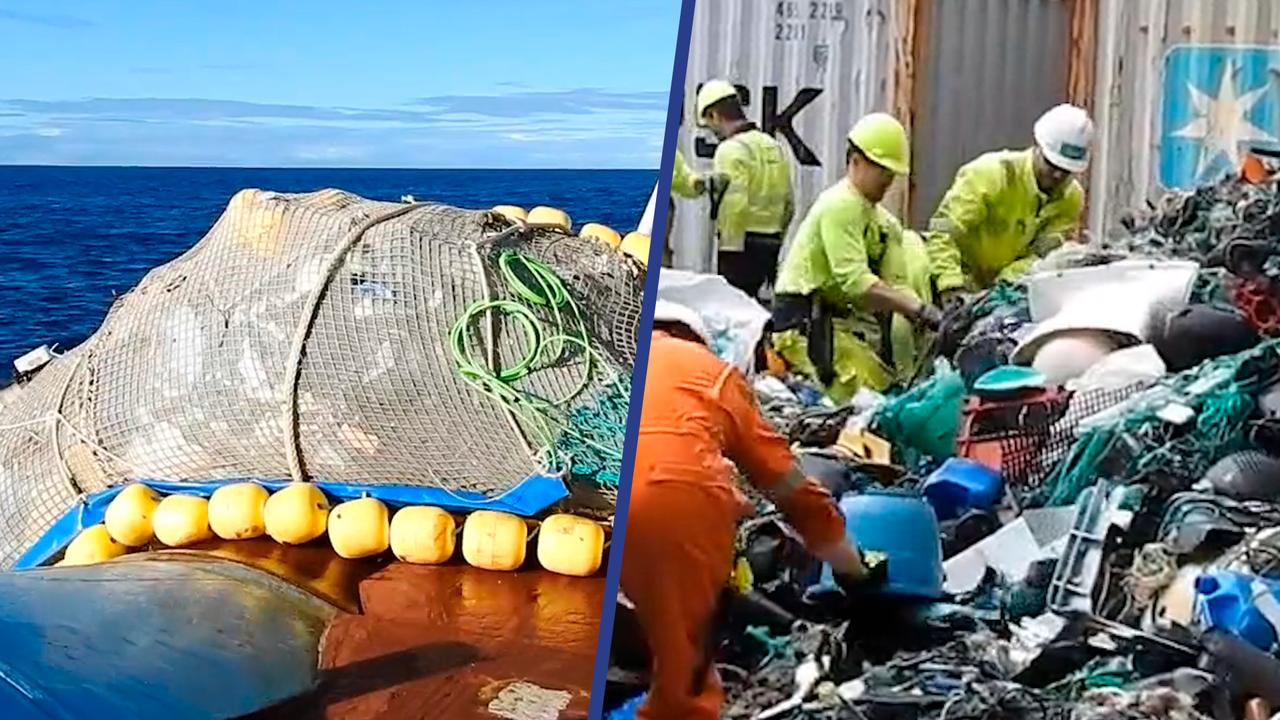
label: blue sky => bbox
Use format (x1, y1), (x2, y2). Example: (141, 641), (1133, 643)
(0, 1), (679, 168)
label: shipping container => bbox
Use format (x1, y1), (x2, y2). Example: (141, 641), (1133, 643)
(671, 0), (1280, 274)
(670, 0), (899, 272)
(1089, 0), (1280, 236)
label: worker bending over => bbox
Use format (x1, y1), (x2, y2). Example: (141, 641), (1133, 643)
(772, 113), (941, 402)
(926, 104), (1095, 309)
(621, 300), (874, 720)
(697, 79), (794, 299)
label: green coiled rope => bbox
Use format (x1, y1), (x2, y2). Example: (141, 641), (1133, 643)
(450, 250), (628, 487)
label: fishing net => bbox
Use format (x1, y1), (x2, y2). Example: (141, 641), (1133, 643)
(0, 188), (644, 569)
(1032, 340), (1280, 507)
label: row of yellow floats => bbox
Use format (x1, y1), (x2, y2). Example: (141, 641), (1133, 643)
(58, 482), (608, 578)
(490, 204), (651, 268)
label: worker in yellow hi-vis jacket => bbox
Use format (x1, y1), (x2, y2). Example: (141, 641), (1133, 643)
(772, 113), (941, 402)
(696, 79), (794, 300)
(926, 104), (1094, 311)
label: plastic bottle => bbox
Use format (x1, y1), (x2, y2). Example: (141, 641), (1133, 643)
(1195, 570), (1280, 652)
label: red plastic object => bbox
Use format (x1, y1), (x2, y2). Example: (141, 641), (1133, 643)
(955, 387), (1068, 480)
(1231, 277), (1280, 337)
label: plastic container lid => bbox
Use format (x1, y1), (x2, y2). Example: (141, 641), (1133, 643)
(973, 365), (1047, 395)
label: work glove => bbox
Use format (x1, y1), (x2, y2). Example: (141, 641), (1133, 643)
(833, 551), (889, 595)
(938, 289), (969, 316)
(911, 303), (943, 332)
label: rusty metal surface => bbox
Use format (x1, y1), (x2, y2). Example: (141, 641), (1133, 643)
(909, 0), (1073, 226)
(0, 553), (335, 720)
(249, 564), (604, 720)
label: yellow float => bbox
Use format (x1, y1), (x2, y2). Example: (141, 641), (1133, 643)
(104, 483), (161, 547)
(328, 497), (390, 559)
(389, 506), (457, 564)
(152, 494), (214, 548)
(536, 514), (605, 577)
(462, 510), (529, 571)
(263, 483), (330, 545)
(208, 482), (269, 540)
(63, 524), (128, 566)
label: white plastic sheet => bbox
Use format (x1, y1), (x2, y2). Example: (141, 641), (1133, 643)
(656, 269), (771, 375)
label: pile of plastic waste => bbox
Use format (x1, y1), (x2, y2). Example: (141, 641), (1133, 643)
(608, 167), (1280, 719)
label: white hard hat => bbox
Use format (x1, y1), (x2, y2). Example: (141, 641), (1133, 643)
(1033, 104), (1094, 174)
(653, 299), (712, 347)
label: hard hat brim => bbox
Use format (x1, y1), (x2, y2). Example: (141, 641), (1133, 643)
(1040, 145), (1088, 174)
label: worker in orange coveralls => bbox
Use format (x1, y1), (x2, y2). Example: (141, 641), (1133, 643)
(620, 299), (877, 720)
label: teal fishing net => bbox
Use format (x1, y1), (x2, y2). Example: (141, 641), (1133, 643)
(1033, 340), (1280, 507)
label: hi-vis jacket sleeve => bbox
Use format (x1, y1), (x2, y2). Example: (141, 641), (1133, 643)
(713, 139), (753, 250)
(995, 183), (1085, 283)
(926, 162), (998, 292)
(822, 198), (881, 302)
(671, 149), (703, 200)
(714, 364), (846, 550)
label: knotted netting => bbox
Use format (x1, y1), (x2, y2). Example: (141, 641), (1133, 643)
(0, 188), (644, 569)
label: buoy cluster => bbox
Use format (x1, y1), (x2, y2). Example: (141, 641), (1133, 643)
(57, 482), (607, 578)
(491, 205), (651, 268)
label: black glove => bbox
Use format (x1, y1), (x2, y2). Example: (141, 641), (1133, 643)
(938, 289), (968, 315)
(834, 551), (889, 594)
(912, 303), (943, 331)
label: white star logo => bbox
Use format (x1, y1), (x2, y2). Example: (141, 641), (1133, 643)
(1171, 58), (1277, 181)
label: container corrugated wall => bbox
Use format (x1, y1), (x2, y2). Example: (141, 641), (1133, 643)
(1089, 0), (1280, 237)
(909, 0), (1073, 227)
(670, 0), (898, 272)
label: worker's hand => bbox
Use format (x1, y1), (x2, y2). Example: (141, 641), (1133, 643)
(834, 551), (889, 595)
(709, 172), (732, 197)
(911, 303), (943, 331)
(938, 289), (969, 316)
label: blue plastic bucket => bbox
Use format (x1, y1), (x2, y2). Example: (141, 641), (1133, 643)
(921, 457), (1004, 521)
(815, 491), (945, 599)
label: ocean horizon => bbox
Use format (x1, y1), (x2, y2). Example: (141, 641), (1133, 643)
(0, 165), (655, 372)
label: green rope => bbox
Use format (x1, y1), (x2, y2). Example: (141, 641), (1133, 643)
(449, 250), (628, 488)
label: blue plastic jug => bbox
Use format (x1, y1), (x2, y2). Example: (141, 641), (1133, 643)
(815, 491), (945, 599)
(1195, 571), (1280, 652)
(921, 457), (1004, 521)
(606, 693), (646, 720)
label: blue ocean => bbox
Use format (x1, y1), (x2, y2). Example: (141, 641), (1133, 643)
(0, 165), (654, 372)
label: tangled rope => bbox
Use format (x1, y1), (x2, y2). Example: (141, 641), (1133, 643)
(450, 250), (626, 487)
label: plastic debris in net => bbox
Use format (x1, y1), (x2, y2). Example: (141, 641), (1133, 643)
(1032, 339), (1280, 507)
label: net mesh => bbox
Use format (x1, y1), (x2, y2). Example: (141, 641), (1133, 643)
(0, 189), (643, 568)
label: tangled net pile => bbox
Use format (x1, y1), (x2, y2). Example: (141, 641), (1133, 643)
(0, 189), (644, 569)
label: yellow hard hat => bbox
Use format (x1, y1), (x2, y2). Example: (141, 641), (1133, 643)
(492, 205), (527, 222)
(328, 497), (390, 559)
(847, 112), (911, 175)
(696, 79), (739, 126)
(105, 482), (161, 547)
(208, 482), (269, 541)
(264, 482), (330, 545)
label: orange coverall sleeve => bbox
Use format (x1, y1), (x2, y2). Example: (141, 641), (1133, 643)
(712, 366), (847, 550)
